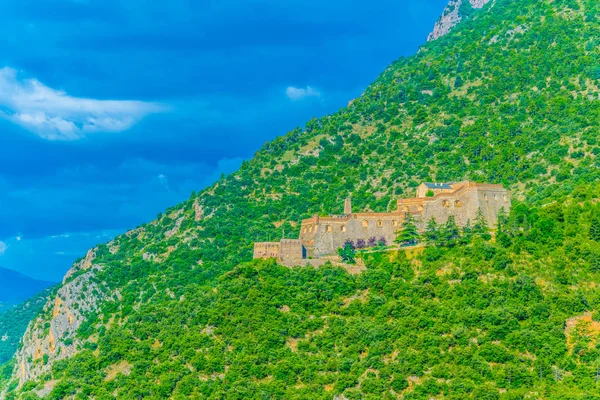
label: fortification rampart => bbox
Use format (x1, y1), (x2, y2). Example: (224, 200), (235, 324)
(299, 212), (406, 258)
(253, 181), (511, 265)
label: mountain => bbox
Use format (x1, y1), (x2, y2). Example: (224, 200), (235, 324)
(0, 267), (53, 305)
(428, 0), (491, 41)
(0, 289), (53, 366)
(4, 0), (600, 398)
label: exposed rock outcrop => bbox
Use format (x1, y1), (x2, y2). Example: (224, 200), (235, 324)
(13, 249), (109, 388)
(428, 0), (491, 41)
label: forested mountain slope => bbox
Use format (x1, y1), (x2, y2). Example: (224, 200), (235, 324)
(3, 0), (600, 398)
(0, 289), (54, 366)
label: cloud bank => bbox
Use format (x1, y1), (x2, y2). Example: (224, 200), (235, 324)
(0, 67), (165, 140)
(285, 85), (321, 101)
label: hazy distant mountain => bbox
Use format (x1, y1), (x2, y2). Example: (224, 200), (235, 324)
(0, 267), (53, 304)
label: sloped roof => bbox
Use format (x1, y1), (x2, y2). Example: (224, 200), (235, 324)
(423, 182), (452, 189)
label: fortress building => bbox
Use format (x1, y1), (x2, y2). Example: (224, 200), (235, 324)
(253, 181), (511, 265)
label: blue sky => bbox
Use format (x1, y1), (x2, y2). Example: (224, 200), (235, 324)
(0, 0), (448, 282)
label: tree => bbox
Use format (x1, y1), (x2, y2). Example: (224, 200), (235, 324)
(441, 215), (461, 247)
(473, 208), (491, 240)
(590, 211), (600, 242)
(338, 240), (356, 264)
(496, 207), (512, 247)
(496, 206), (508, 229)
(424, 217), (440, 246)
(461, 219), (473, 244)
(396, 214), (419, 246)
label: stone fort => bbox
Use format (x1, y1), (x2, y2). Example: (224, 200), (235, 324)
(253, 181), (511, 265)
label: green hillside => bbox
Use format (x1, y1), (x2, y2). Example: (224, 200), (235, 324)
(3, 0), (600, 398)
(0, 289), (54, 365)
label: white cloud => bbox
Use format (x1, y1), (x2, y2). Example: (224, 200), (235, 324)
(0, 67), (166, 140)
(0, 241), (7, 255)
(285, 85), (321, 101)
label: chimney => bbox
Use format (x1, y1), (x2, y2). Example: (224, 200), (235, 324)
(344, 196), (352, 215)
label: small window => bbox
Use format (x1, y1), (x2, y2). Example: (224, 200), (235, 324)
(309, 226), (313, 233)
(484, 194), (489, 202)
(494, 195), (498, 201)
(442, 200), (450, 208)
(326, 225), (332, 232)
(392, 220), (398, 227)
(503, 195), (508, 202)
(403, 206), (409, 213)
(341, 225), (347, 232)
(455, 200), (462, 208)
(377, 220), (383, 227)
(362, 220), (369, 228)
(418, 205), (424, 212)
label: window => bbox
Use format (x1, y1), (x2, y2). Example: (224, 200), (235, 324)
(309, 226), (313, 233)
(503, 195), (508, 202)
(377, 220), (383, 227)
(418, 205), (424, 212)
(362, 220), (369, 228)
(442, 200), (450, 208)
(341, 226), (347, 232)
(403, 206), (409, 212)
(494, 195), (498, 201)
(484, 194), (489, 202)
(326, 225), (332, 232)
(455, 200), (462, 207)
(392, 220), (398, 227)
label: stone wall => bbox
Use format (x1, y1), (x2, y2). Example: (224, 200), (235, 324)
(417, 183), (510, 227)
(300, 213), (405, 258)
(253, 240), (306, 265)
(279, 240), (305, 265)
(253, 242), (280, 259)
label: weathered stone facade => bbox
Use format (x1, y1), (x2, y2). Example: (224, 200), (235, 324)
(399, 181), (510, 228)
(253, 239), (305, 265)
(299, 212), (402, 259)
(253, 242), (281, 259)
(253, 181), (511, 264)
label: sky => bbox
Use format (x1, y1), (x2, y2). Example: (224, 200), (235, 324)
(0, 0), (449, 282)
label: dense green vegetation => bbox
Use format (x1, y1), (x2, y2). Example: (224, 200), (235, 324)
(3, 0), (600, 398)
(0, 289), (53, 365)
(0, 268), (54, 373)
(10, 201), (600, 399)
(0, 304), (15, 315)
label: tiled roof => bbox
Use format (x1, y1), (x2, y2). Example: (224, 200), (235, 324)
(423, 182), (452, 189)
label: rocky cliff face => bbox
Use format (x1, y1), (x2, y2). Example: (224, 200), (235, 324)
(428, 0), (491, 41)
(13, 248), (112, 389)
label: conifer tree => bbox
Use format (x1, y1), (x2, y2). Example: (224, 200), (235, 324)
(473, 208), (490, 238)
(395, 213), (419, 246)
(496, 207), (512, 248)
(424, 217), (439, 246)
(441, 215), (461, 247)
(461, 219), (473, 244)
(497, 207), (509, 232)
